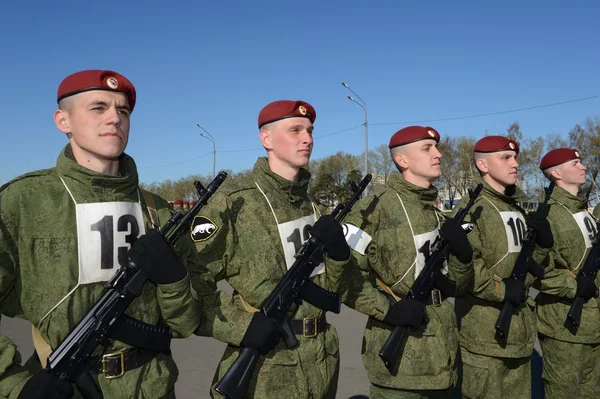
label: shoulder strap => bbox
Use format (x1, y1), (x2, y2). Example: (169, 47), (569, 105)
(141, 189), (161, 230)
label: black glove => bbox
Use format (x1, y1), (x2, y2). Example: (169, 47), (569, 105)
(503, 278), (527, 306)
(525, 212), (553, 249)
(440, 218), (473, 264)
(576, 276), (599, 300)
(17, 372), (74, 399)
(382, 299), (429, 329)
(309, 215), (350, 261)
(128, 229), (187, 284)
(241, 312), (280, 355)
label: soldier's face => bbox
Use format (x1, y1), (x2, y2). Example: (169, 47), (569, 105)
(484, 150), (519, 186)
(397, 139), (442, 183)
(54, 91), (131, 161)
(556, 159), (587, 186)
(263, 117), (314, 169)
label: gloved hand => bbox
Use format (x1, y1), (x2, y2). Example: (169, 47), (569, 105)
(128, 229), (187, 284)
(576, 276), (599, 300)
(241, 312), (280, 355)
(503, 278), (527, 306)
(440, 218), (473, 264)
(309, 215), (351, 261)
(17, 372), (74, 399)
(382, 298), (429, 329)
(525, 212), (554, 249)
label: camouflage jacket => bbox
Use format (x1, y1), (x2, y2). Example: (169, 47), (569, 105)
(0, 145), (200, 399)
(535, 186), (600, 343)
(342, 173), (473, 390)
(451, 176), (549, 358)
(191, 157), (347, 398)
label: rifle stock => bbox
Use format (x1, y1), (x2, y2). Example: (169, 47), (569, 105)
(214, 174), (372, 399)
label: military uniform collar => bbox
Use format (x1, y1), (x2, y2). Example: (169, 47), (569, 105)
(253, 157), (311, 203)
(550, 185), (587, 211)
(55, 144), (140, 200)
(387, 172), (439, 204)
(474, 174), (526, 203)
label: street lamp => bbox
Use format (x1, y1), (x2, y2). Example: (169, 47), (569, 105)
(196, 124), (216, 179)
(341, 82), (369, 178)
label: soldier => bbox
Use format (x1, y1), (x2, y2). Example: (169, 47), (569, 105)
(534, 148), (600, 398)
(342, 126), (475, 399)
(0, 70), (201, 398)
(452, 136), (553, 399)
(173, 199), (184, 213)
(191, 100), (351, 398)
(183, 200), (190, 213)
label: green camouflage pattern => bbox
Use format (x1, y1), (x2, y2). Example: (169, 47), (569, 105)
(0, 145), (201, 399)
(593, 203), (600, 219)
(539, 334), (600, 399)
(342, 173), (473, 390)
(370, 382), (453, 398)
(191, 157), (347, 398)
(459, 347), (530, 399)
(535, 186), (600, 343)
(451, 176), (548, 359)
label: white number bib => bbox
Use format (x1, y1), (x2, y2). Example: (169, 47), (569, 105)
(343, 223), (372, 255)
(414, 229), (444, 278)
(76, 201), (145, 285)
(278, 214), (325, 277)
(499, 211), (527, 253)
(572, 211), (597, 249)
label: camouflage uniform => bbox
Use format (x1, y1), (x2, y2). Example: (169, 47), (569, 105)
(535, 186), (600, 398)
(192, 157), (348, 398)
(343, 173), (473, 398)
(451, 176), (549, 399)
(0, 145), (201, 399)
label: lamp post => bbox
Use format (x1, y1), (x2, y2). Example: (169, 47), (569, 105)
(341, 82), (369, 178)
(196, 124), (216, 179)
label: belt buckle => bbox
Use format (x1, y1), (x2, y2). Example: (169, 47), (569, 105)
(303, 317), (318, 338)
(102, 352), (125, 379)
(431, 289), (442, 307)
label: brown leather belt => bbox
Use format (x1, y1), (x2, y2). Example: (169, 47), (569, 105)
(90, 349), (161, 379)
(289, 314), (328, 338)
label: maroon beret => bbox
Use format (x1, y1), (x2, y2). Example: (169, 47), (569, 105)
(190, 200), (198, 206)
(474, 136), (519, 155)
(57, 70), (136, 112)
(173, 199), (183, 206)
(388, 126), (440, 149)
(258, 100), (316, 128)
(540, 148), (580, 170)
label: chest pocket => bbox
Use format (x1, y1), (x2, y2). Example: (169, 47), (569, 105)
(572, 211), (597, 249)
(499, 211), (527, 253)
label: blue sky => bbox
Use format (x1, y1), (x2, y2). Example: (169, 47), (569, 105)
(1, 1), (599, 184)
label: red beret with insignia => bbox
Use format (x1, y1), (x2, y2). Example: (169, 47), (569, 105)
(474, 136), (520, 155)
(388, 126), (440, 149)
(258, 100), (316, 128)
(540, 148), (580, 170)
(173, 199), (183, 206)
(57, 70), (136, 112)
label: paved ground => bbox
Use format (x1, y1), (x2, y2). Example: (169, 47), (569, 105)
(1, 285), (545, 398)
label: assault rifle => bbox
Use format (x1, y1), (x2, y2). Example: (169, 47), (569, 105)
(42, 172), (227, 399)
(494, 181), (554, 343)
(378, 183), (483, 373)
(214, 174), (372, 399)
(565, 221), (600, 329)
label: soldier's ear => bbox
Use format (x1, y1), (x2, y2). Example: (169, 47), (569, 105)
(54, 109), (71, 135)
(259, 128), (273, 150)
(475, 157), (488, 173)
(395, 153), (408, 169)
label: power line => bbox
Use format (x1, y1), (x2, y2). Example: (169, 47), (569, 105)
(371, 94), (600, 126)
(141, 151), (213, 169)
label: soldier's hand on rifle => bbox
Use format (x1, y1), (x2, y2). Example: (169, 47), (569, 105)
(440, 218), (473, 264)
(128, 229), (187, 284)
(241, 312), (280, 355)
(383, 298), (429, 329)
(17, 372), (74, 399)
(502, 278), (527, 306)
(309, 215), (351, 261)
(525, 212), (554, 249)
(576, 275), (599, 300)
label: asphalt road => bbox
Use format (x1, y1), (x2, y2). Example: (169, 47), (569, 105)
(1, 285), (544, 398)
